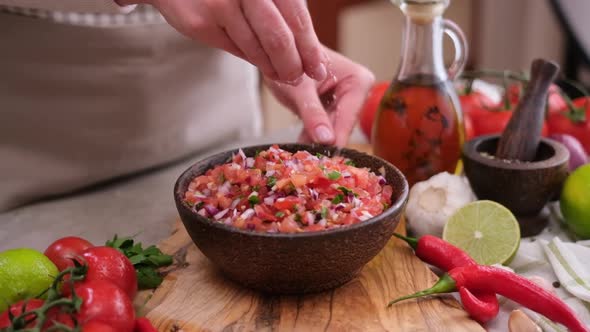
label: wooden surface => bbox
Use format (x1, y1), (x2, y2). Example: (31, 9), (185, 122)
(136, 144), (484, 332)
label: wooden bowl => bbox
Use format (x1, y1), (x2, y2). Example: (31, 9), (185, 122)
(462, 135), (569, 217)
(173, 143), (409, 294)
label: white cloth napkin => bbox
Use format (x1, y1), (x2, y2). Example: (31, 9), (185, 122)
(483, 203), (590, 331)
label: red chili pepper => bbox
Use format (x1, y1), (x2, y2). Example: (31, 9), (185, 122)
(394, 233), (499, 323)
(134, 317), (158, 332)
(388, 265), (589, 332)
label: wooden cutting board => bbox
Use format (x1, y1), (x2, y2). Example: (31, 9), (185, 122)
(136, 144), (484, 332)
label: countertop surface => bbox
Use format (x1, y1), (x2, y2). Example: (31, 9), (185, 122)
(0, 126), (367, 251)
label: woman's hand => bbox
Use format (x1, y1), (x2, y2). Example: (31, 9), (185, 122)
(266, 47), (375, 147)
(125, 0), (328, 83)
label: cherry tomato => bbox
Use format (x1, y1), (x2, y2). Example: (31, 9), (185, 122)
(83, 320), (117, 332)
(44, 236), (94, 271)
(79, 246), (137, 299)
(547, 97), (590, 153)
(459, 90), (496, 116)
(508, 83), (566, 116)
(359, 82), (389, 141)
(74, 279), (135, 332)
(0, 299), (74, 329)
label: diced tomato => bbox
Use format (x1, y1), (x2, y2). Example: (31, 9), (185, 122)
(255, 204), (277, 222)
(290, 173), (308, 187)
(274, 196), (300, 211)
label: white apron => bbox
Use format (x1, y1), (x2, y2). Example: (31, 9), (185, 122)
(0, 13), (261, 211)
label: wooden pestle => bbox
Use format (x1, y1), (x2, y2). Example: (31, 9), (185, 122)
(495, 59), (560, 161)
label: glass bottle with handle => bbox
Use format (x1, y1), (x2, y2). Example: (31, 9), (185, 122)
(372, 0), (468, 186)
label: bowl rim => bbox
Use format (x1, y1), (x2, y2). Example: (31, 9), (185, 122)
(174, 143), (409, 239)
(462, 134), (570, 170)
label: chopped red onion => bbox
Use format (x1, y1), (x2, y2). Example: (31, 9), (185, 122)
(378, 176), (386, 185)
(204, 204), (218, 216)
(341, 171), (352, 178)
(197, 208), (207, 216)
(203, 189), (211, 195)
(214, 209), (229, 220)
(248, 191), (258, 198)
(305, 212), (315, 225)
(246, 157), (255, 168)
(230, 198), (241, 209)
(266, 169), (275, 177)
(241, 208), (255, 219)
(318, 219), (327, 227)
(263, 196), (276, 205)
(309, 188), (319, 200)
(223, 218), (232, 225)
(238, 148), (247, 165)
(334, 203), (346, 211)
(218, 182), (231, 195)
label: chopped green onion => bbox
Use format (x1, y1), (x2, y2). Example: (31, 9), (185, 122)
(344, 160), (355, 166)
(327, 171), (341, 180)
(321, 206), (328, 219)
(332, 194), (344, 204)
(266, 176), (277, 187)
(252, 185), (260, 192)
(275, 211), (285, 218)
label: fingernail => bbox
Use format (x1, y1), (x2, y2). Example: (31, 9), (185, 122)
(310, 63), (327, 81)
(279, 74), (304, 86)
(314, 125), (335, 143)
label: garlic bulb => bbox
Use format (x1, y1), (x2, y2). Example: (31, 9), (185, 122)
(405, 172), (475, 237)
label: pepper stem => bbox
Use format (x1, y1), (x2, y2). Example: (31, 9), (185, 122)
(392, 233), (418, 250)
(387, 274), (457, 307)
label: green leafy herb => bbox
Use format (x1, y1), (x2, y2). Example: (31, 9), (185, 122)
(252, 185), (260, 192)
(321, 206), (328, 219)
(106, 235), (173, 290)
(267, 176), (277, 187)
(327, 171), (341, 180)
(344, 160), (355, 166)
(195, 202), (204, 210)
(383, 202), (390, 210)
(255, 150), (261, 157)
(294, 213), (302, 222)
(248, 194), (260, 207)
(275, 211), (285, 218)
(332, 194), (344, 204)
(338, 186), (358, 197)
(315, 153), (324, 159)
(218, 173), (226, 184)
(185, 200), (195, 207)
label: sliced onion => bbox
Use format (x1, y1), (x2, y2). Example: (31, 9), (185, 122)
(241, 208), (255, 219)
(214, 208), (229, 220)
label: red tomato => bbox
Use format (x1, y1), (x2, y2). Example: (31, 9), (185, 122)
(359, 82), (389, 141)
(547, 97), (590, 153)
(80, 246), (137, 299)
(459, 90), (496, 116)
(463, 113), (475, 141)
(74, 280), (135, 332)
(83, 320), (117, 332)
(0, 299), (74, 329)
(508, 83), (566, 116)
(469, 106), (549, 138)
(134, 317), (159, 332)
(44, 236), (94, 271)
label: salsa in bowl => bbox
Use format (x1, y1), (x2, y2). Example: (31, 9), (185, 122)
(174, 144), (408, 294)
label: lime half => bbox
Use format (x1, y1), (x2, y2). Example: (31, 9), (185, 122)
(443, 200), (520, 265)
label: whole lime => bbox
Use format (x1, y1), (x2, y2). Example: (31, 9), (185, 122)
(560, 164), (590, 239)
(0, 248), (58, 312)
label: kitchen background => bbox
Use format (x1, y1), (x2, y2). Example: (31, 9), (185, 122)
(261, 0), (590, 135)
